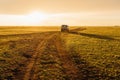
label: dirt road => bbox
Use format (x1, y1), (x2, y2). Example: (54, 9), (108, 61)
(22, 32), (82, 80)
(23, 32), (57, 80)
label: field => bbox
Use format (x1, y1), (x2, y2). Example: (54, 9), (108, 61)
(0, 26), (120, 80)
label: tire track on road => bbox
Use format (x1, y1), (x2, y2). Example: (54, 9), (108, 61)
(54, 33), (83, 79)
(23, 32), (56, 80)
(24, 32), (82, 80)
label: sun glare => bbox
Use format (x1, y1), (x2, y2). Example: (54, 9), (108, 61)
(26, 11), (47, 23)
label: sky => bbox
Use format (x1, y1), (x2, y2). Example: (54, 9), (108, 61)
(0, 0), (120, 26)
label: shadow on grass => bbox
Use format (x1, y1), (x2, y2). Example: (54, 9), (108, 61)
(0, 31), (59, 38)
(69, 47), (119, 80)
(70, 32), (115, 40)
(71, 53), (119, 80)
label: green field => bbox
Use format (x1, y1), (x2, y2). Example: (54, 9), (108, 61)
(0, 27), (120, 80)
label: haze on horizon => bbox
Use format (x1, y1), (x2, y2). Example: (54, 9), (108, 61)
(0, 0), (120, 26)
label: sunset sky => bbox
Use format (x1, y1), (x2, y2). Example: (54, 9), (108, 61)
(0, 0), (120, 26)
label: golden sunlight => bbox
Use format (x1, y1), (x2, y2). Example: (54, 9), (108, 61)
(26, 11), (47, 23)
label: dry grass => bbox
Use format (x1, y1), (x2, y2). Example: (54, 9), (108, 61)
(0, 26), (60, 35)
(0, 26), (120, 79)
(0, 27), (60, 79)
(63, 27), (120, 79)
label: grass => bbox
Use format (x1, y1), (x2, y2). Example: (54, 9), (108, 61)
(0, 26), (120, 79)
(0, 33), (44, 79)
(0, 27), (60, 79)
(62, 27), (120, 79)
(0, 27), (60, 44)
(0, 26), (60, 35)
